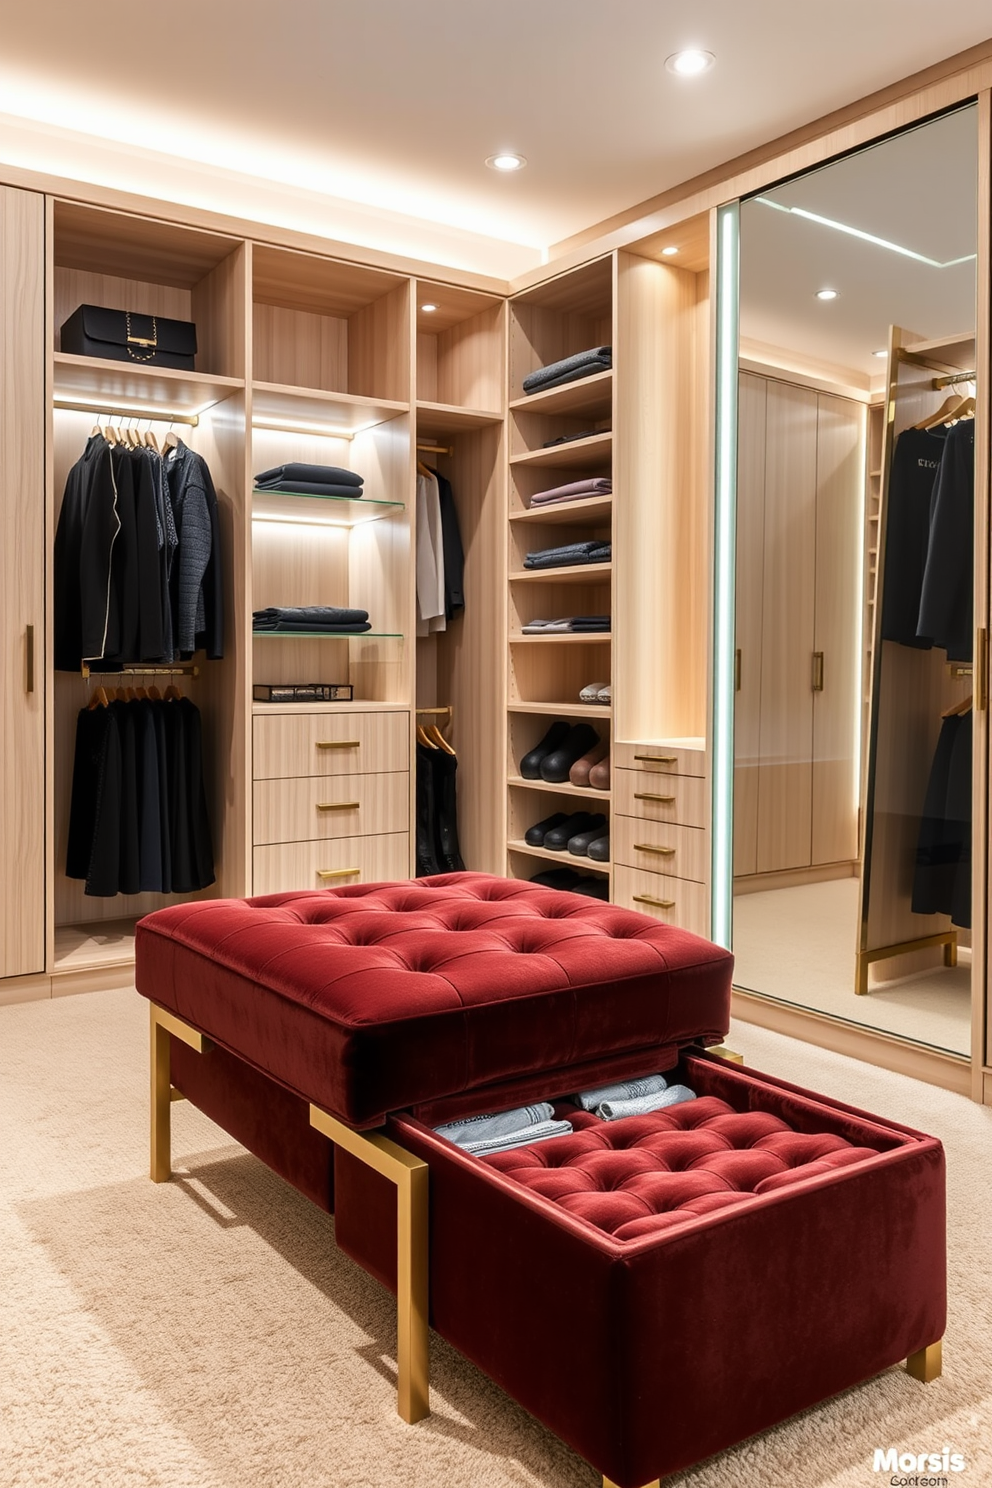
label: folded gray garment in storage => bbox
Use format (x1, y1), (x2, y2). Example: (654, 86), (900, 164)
(575, 1072), (669, 1111)
(529, 477), (613, 505)
(460, 1119), (574, 1155)
(435, 1102), (555, 1146)
(522, 346), (612, 393)
(255, 463), (363, 488)
(596, 1086), (696, 1120)
(253, 606), (369, 626)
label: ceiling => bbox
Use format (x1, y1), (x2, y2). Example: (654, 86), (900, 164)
(0, 2), (991, 277)
(740, 106), (978, 381)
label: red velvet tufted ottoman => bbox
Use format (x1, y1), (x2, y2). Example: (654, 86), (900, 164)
(135, 874), (944, 1488)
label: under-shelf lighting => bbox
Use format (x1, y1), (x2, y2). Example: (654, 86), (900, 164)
(420, 303), (438, 313)
(54, 394), (221, 426)
(251, 416), (355, 440)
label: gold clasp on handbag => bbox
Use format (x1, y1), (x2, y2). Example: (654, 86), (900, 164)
(126, 313), (158, 359)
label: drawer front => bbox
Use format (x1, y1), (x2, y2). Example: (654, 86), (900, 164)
(253, 771), (409, 846)
(253, 711), (408, 780)
(613, 865), (709, 935)
(614, 817), (708, 883)
(252, 832), (410, 896)
(614, 742), (707, 777)
(615, 768), (707, 828)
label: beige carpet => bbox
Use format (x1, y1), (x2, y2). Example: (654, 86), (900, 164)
(1, 987), (990, 1488)
(733, 877), (972, 1055)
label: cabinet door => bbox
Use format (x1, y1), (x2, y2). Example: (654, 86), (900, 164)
(734, 372), (766, 876)
(755, 380), (817, 873)
(0, 186), (45, 976)
(812, 393), (864, 865)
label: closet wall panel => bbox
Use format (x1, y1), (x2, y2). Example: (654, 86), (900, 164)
(734, 372), (767, 877)
(0, 186), (45, 977)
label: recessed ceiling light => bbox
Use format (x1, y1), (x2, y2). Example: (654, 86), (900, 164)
(873, 349), (888, 358)
(661, 246), (679, 256)
(815, 288), (839, 301)
(665, 49), (715, 77)
(421, 303), (437, 313)
(486, 152), (526, 172)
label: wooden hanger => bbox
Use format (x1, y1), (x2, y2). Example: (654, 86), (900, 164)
(915, 395), (961, 430)
(416, 724), (436, 748)
(416, 460), (433, 479)
(87, 685), (110, 709)
(163, 430), (182, 454)
(164, 682), (182, 702)
(949, 395), (976, 422)
(426, 722), (456, 755)
(147, 684), (163, 700)
(114, 686), (128, 702)
(144, 427), (160, 453)
(942, 693), (973, 718)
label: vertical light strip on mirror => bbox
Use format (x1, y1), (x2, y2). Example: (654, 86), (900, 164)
(710, 201), (740, 950)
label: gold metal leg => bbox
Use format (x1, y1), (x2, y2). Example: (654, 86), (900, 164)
(309, 1103), (430, 1424)
(906, 1339), (942, 1383)
(709, 1045), (744, 1065)
(149, 1003), (207, 1183)
(603, 1478), (661, 1488)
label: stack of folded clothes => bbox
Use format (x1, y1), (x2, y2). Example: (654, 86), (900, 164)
(252, 606), (371, 634)
(434, 1103), (573, 1155)
(541, 426), (610, 449)
(523, 540), (611, 570)
(528, 476), (612, 509)
(522, 346), (612, 396)
(254, 463), (364, 498)
(572, 1072), (696, 1120)
(521, 615), (611, 634)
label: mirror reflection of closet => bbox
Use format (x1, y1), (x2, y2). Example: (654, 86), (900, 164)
(733, 105), (978, 1056)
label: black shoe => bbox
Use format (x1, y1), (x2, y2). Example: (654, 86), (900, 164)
(431, 749), (466, 871)
(520, 721), (571, 780)
(587, 832), (610, 862)
(543, 811), (602, 851)
(415, 743), (441, 876)
(525, 811), (570, 847)
(529, 868), (583, 889)
(540, 724), (600, 783)
(572, 878), (609, 899)
(566, 816), (608, 856)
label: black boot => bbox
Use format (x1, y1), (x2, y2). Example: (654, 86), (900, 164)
(416, 743), (441, 876)
(431, 749), (466, 871)
(519, 720), (570, 779)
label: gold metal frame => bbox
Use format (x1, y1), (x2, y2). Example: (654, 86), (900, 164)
(603, 1478), (660, 1488)
(149, 1002), (209, 1184)
(907, 1339), (943, 1383)
(709, 1045), (744, 1065)
(855, 932), (956, 996)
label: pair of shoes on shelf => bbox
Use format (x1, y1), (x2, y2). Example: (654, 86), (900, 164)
(570, 740), (610, 790)
(529, 869), (609, 900)
(520, 721), (600, 783)
(578, 681), (611, 705)
(526, 810), (608, 857)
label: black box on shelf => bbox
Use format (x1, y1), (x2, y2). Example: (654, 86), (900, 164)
(60, 306), (197, 370)
(253, 683), (354, 703)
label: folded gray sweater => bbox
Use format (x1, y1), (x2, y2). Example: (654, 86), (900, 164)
(522, 346), (612, 394)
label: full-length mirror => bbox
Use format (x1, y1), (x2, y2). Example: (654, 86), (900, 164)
(732, 105), (979, 1056)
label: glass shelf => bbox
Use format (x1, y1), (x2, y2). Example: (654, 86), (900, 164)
(253, 630), (403, 639)
(251, 488), (404, 528)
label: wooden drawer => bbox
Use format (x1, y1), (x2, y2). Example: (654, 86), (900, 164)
(613, 742), (707, 777)
(253, 771), (409, 846)
(613, 865), (709, 935)
(253, 711), (408, 780)
(615, 768), (707, 828)
(614, 817), (708, 883)
(252, 832), (410, 895)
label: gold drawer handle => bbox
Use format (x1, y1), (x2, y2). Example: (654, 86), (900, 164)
(634, 754), (677, 764)
(316, 739), (360, 749)
(634, 843), (676, 856)
(634, 894), (675, 909)
(317, 801), (360, 812)
(317, 866), (361, 880)
(634, 791), (675, 804)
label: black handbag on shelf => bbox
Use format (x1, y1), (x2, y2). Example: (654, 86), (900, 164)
(60, 305), (197, 370)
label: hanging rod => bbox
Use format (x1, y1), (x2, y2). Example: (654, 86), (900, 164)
(417, 442), (453, 457)
(416, 704), (453, 718)
(932, 369), (976, 390)
(54, 397), (199, 426)
(81, 663), (200, 679)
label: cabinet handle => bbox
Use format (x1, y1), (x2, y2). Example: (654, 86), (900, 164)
(317, 866), (361, 880)
(811, 652), (824, 692)
(25, 624), (35, 694)
(633, 894), (675, 909)
(634, 754), (677, 764)
(317, 801), (360, 812)
(735, 648), (742, 692)
(633, 791), (675, 804)
(317, 739), (360, 749)
(634, 843), (676, 856)
(978, 628), (988, 711)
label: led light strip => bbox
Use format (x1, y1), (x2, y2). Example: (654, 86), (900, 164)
(754, 196), (977, 269)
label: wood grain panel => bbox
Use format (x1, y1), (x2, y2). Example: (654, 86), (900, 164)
(252, 244), (407, 317)
(614, 768), (707, 827)
(734, 372), (767, 876)
(252, 302), (348, 391)
(349, 280), (410, 402)
(252, 831), (409, 895)
(53, 200), (240, 286)
(614, 817), (708, 882)
(613, 742), (706, 776)
(0, 186), (45, 976)
(755, 380), (817, 873)
(812, 392), (864, 866)
(433, 301), (505, 412)
(613, 865), (709, 935)
(54, 268), (191, 352)
(252, 710), (408, 779)
(252, 771), (409, 845)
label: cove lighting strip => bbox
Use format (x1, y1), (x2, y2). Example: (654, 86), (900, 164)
(710, 202), (740, 951)
(754, 196), (977, 269)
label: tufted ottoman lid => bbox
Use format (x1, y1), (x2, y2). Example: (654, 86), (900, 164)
(136, 872), (733, 1128)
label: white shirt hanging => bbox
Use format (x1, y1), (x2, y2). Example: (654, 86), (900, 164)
(416, 470), (446, 635)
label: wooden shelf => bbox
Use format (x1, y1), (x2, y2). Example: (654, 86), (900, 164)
(509, 494), (613, 527)
(53, 353), (244, 414)
(510, 631), (611, 643)
(416, 400), (503, 432)
(510, 564), (611, 585)
(507, 839), (611, 875)
(508, 775), (611, 801)
(508, 701), (612, 719)
(252, 381), (408, 433)
(253, 630), (403, 639)
(251, 699), (408, 715)
(509, 370), (613, 417)
(510, 432), (612, 470)
(54, 918), (137, 974)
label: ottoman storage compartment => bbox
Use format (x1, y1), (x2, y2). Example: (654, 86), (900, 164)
(335, 1052), (946, 1488)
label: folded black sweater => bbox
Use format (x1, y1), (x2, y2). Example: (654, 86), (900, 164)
(523, 347), (612, 395)
(255, 463), (364, 488)
(253, 606), (370, 633)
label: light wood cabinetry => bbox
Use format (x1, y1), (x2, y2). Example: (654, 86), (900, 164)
(253, 833), (410, 896)
(252, 772), (409, 845)
(612, 866), (709, 929)
(0, 186), (46, 978)
(252, 710), (409, 778)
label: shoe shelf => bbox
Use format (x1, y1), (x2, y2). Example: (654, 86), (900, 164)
(509, 563), (612, 585)
(508, 370), (612, 418)
(508, 775), (610, 801)
(509, 494), (613, 527)
(507, 839), (611, 875)
(509, 432), (612, 471)
(507, 701), (612, 719)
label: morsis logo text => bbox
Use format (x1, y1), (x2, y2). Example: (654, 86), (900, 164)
(873, 1445), (966, 1483)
